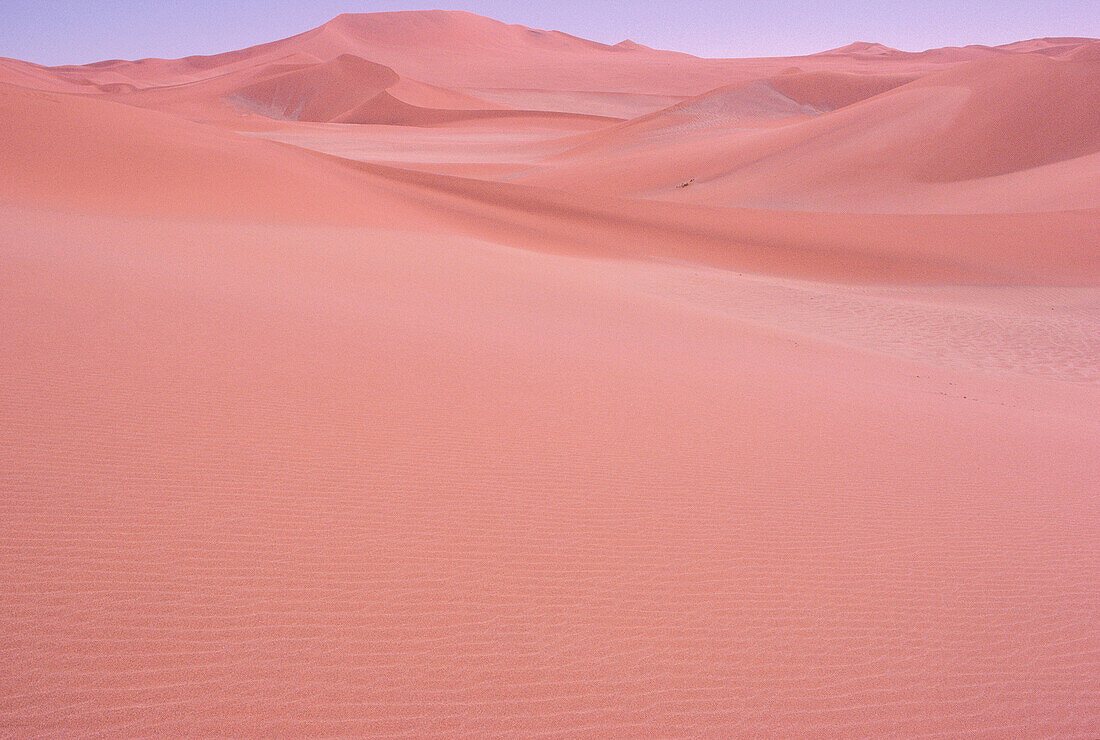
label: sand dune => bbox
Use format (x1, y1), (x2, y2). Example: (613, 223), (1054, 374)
(226, 54), (607, 127)
(910, 54), (1100, 180)
(16, 10), (1096, 103)
(230, 54), (402, 121)
(517, 51), (1100, 216)
(1, 10), (1098, 738)
(549, 69), (922, 157)
(0, 83), (413, 221)
(768, 69), (921, 110)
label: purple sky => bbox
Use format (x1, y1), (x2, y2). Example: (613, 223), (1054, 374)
(3, 0), (1097, 66)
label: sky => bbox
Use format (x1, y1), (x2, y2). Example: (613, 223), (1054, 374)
(2, 0), (1097, 65)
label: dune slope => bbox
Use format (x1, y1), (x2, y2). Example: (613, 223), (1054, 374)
(520, 52), (1100, 216)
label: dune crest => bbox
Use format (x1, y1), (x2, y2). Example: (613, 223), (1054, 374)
(230, 54), (401, 121)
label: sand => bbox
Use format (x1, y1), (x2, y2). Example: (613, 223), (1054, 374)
(1, 11), (1098, 738)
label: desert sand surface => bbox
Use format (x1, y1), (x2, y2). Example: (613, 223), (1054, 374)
(1, 11), (1098, 738)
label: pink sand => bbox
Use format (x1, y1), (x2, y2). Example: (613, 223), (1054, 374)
(1, 11), (1098, 737)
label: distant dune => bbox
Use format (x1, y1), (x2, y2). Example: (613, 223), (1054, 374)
(520, 51), (1100, 220)
(1, 11), (1098, 738)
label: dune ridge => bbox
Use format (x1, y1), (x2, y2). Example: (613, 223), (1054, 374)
(515, 51), (1100, 217)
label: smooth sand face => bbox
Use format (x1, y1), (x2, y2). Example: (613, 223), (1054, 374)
(1, 12), (1098, 738)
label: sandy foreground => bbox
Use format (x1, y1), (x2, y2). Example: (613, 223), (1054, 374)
(1, 11), (1098, 737)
